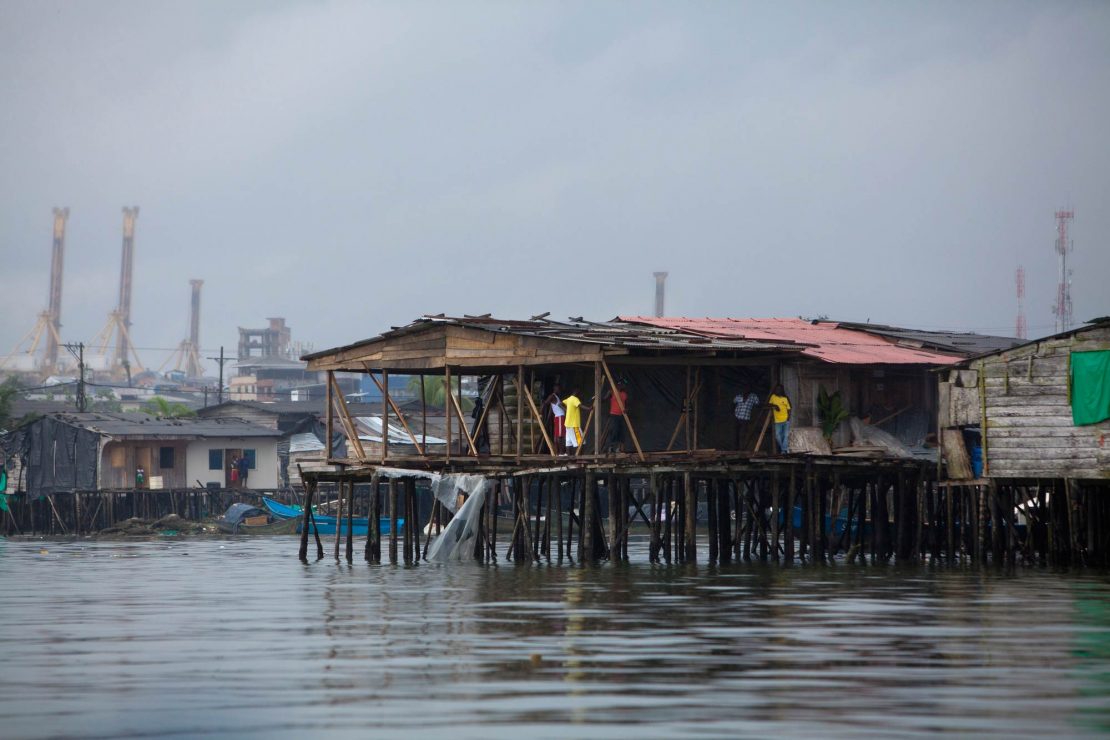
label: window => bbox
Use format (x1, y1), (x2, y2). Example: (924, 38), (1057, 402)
(159, 446), (175, 469)
(209, 449), (223, 471)
(243, 449), (256, 469)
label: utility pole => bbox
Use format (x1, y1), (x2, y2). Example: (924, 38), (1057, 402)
(207, 346), (227, 404)
(63, 342), (87, 412)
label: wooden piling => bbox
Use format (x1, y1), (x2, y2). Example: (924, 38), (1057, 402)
(684, 471), (696, 563)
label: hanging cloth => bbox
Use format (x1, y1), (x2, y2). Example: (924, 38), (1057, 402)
(1070, 350), (1110, 426)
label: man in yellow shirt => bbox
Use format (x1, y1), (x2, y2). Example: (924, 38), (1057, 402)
(562, 387), (591, 453)
(768, 384), (792, 454)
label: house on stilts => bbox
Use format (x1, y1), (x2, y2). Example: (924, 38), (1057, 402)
(296, 314), (1040, 566)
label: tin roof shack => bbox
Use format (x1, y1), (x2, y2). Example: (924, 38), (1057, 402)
(198, 400), (326, 433)
(302, 314), (805, 465)
(620, 317), (1009, 454)
(938, 319), (1110, 482)
(1, 412), (281, 497)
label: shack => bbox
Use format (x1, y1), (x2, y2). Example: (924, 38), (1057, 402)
(936, 318), (1110, 565)
(291, 314), (1022, 568)
(620, 317), (1014, 453)
(1, 412), (282, 495)
(938, 318), (1110, 481)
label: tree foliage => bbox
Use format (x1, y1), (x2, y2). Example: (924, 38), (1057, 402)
(0, 376), (23, 430)
(405, 376), (473, 411)
(143, 396), (196, 418)
(817, 385), (850, 443)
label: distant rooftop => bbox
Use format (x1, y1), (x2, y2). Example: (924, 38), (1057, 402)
(39, 412), (281, 439)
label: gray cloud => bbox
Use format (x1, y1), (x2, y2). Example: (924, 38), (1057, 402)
(2, 0), (1107, 372)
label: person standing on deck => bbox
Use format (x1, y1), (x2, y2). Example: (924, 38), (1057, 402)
(543, 383), (566, 455)
(603, 380), (629, 453)
(768, 384), (792, 454)
(732, 385), (760, 450)
(237, 454), (250, 487)
(562, 387), (591, 454)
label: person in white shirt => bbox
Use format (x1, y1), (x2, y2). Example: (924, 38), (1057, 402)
(732, 386), (760, 450)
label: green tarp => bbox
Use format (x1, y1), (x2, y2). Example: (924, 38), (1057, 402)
(1071, 350), (1110, 426)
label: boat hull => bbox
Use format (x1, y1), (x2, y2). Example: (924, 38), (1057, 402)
(263, 497), (401, 536)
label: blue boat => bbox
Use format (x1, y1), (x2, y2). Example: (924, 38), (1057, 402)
(263, 497), (402, 537)
(786, 505), (871, 539)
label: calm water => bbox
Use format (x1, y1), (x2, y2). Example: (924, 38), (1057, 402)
(2, 536), (1109, 739)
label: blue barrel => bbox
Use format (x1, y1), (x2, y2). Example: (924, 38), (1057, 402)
(970, 445), (983, 478)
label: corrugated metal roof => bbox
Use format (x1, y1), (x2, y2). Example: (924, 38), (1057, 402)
(833, 322), (1020, 355)
(620, 317), (963, 365)
(302, 314), (802, 362)
(46, 412), (281, 438)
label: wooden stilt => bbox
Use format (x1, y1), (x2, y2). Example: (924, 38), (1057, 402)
(387, 478), (398, 564)
(556, 475), (564, 562)
(649, 474), (662, 563)
(684, 471), (696, 563)
(345, 480), (355, 563)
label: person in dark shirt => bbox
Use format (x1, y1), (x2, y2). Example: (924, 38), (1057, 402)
(604, 380), (629, 453)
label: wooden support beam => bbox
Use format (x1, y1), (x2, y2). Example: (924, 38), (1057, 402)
(448, 386), (480, 456)
(511, 375), (557, 458)
(329, 372), (367, 462)
(382, 369), (390, 463)
(600, 359), (646, 462)
(445, 366), (452, 463)
(325, 371), (334, 461)
(594, 362), (602, 457)
(516, 366), (524, 462)
(575, 406), (594, 457)
(365, 368), (425, 456)
(684, 472), (697, 562)
(388, 478), (398, 564)
(664, 373), (703, 453)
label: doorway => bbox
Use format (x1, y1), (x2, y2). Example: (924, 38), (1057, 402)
(224, 448), (243, 488)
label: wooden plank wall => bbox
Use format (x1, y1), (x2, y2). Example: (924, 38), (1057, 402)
(307, 324), (607, 371)
(973, 326), (1110, 479)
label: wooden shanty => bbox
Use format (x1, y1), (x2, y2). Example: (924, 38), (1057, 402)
(937, 318), (1110, 565)
(294, 314), (1019, 567)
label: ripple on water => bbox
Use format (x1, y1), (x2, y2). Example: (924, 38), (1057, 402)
(1, 536), (1109, 738)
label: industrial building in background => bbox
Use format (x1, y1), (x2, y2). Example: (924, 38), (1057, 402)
(232, 318), (318, 401)
(238, 317), (292, 362)
(2, 208), (70, 375)
(1053, 209), (1075, 333)
(92, 207), (145, 380)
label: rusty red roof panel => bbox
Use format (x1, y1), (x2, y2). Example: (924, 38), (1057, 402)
(619, 317), (963, 365)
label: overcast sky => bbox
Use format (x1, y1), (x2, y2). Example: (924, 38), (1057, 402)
(2, 0), (1108, 372)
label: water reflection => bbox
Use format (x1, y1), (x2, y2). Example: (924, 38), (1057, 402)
(1, 537), (1108, 738)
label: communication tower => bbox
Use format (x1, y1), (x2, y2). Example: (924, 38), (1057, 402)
(1052, 209), (1075, 333)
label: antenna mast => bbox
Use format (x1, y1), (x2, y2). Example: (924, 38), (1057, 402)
(1052, 209), (1074, 333)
